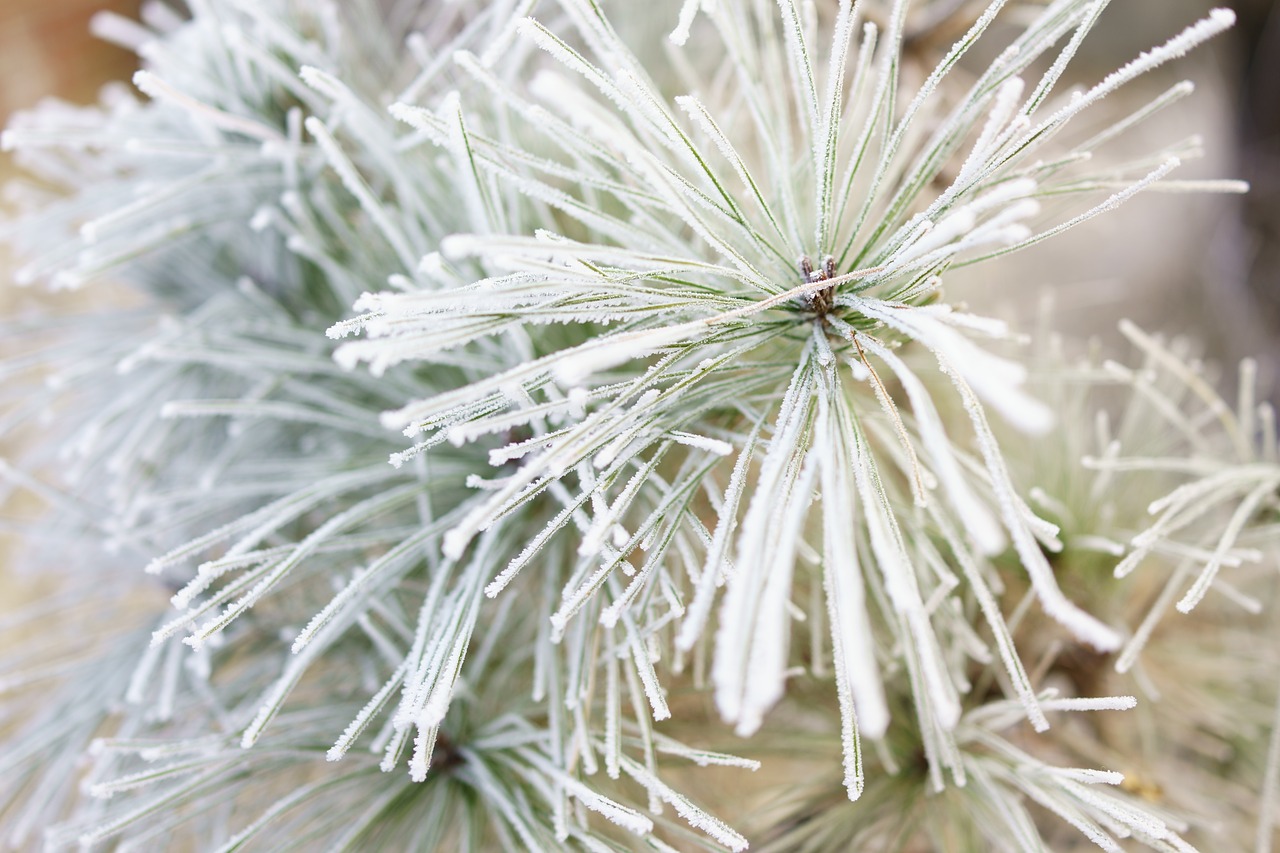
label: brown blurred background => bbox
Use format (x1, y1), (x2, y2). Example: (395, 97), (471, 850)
(0, 0), (139, 313)
(0, 0), (138, 118)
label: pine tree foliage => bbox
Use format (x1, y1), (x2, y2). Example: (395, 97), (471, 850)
(0, 1), (1268, 851)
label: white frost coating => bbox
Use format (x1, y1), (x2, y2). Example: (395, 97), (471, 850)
(598, 457), (718, 628)
(1115, 466), (1271, 581)
(1046, 767), (1125, 786)
(132, 71), (283, 143)
(629, 630), (671, 721)
(442, 461), (543, 560)
(714, 355), (815, 730)
(241, 634), (325, 748)
(1040, 695), (1137, 712)
(580, 448), (664, 557)
(938, 353), (1122, 651)
(517, 17), (682, 168)
(926, 501), (1048, 732)
(418, 251), (444, 277)
(656, 741), (761, 770)
(852, 330), (1005, 554)
(968, 199), (1041, 243)
(669, 430), (733, 456)
(440, 91), (495, 236)
(1022, 0), (1108, 117)
(969, 178), (1038, 215)
(552, 322), (701, 386)
(954, 76), (1025, 188)
(812, 0), (857, 252)
(327, 664), (407, 761)
(732, 449), (817, 735)
(676, 423), (760, 651)
(297, 64), (345, 101)
(438, 233), (484, 260)
(416, 628), (471, 728)
(812, 322), (836, 368)
(485, 492), (592, 598)
(817, 374), (888, 792)
(248, 207), (273, 232)
(877, 215), (933, 272)
(303, 116), (418, 272)
(1069, 535), (1126, 556)
(987, 158), (1182, 263)
(1040, 9), (1235, 138)
(896, 208), (976, 266)
(2, 0), (1241, 844)
(592, 391), (661, 470)
(562, 778), (654, 836)
(669, 0), (701, 45)
(853, 298), (1054, 435)
(567, 386), (589, 418)
(89, 11), (154, 51)
(620, 758), (748, 852)
(1060, 778), (1171, 840)
(843, 329), (928, 505)
(408, 723), (439, 782)
(551, 563), (615, 637)
(850, 411), (961, 731)
(1175, 478), (1279, 613)
(675, 94), (788, 247)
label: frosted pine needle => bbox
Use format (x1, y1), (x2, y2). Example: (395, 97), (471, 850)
(337, 0), (1237, 791)
(0, 0), (1255, 850)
